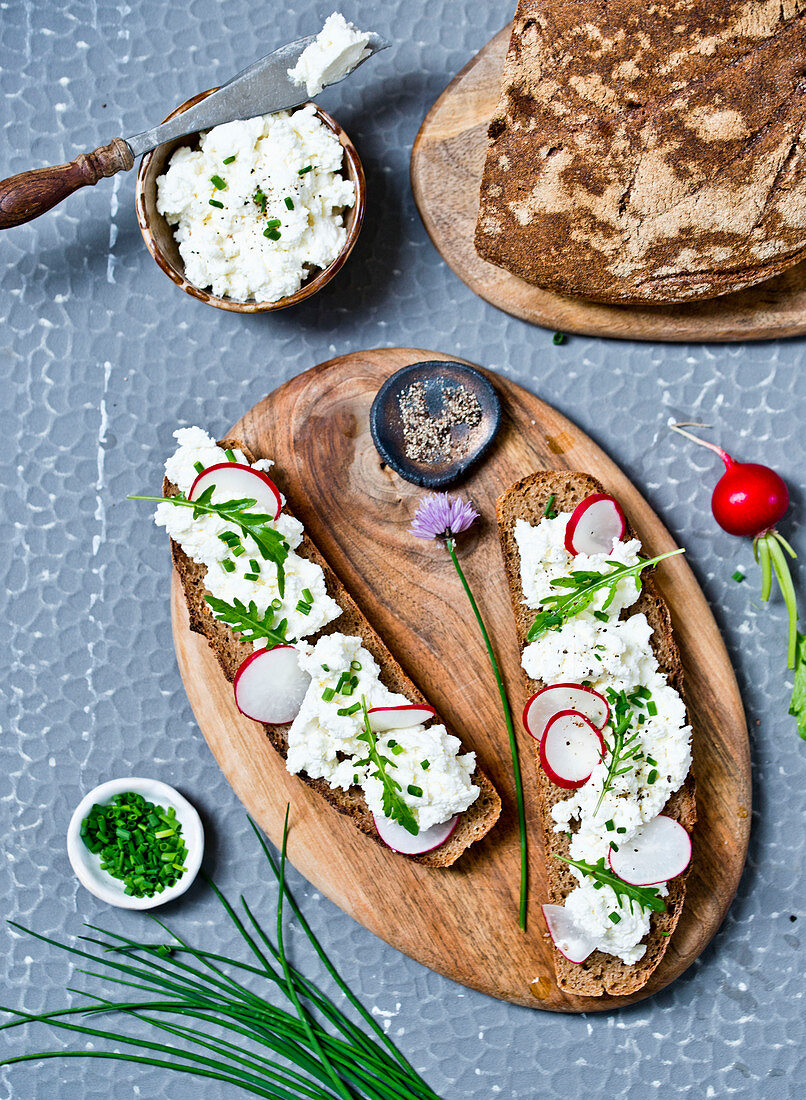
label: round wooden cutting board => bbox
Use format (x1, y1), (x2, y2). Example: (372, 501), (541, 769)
(410, 26), (806, 343)
(171, 347), (751, 1011)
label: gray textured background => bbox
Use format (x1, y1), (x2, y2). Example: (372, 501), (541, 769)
(1, 1), (804, 1097)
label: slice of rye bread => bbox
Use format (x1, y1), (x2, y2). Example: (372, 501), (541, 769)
(496, 472), (696, 997)
(166, 438), (501, 868)
(475, 0), (806, 304)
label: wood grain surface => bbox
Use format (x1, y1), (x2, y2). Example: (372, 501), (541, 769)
(171, 347), (751, 1011)
(410, 26), (806, 343)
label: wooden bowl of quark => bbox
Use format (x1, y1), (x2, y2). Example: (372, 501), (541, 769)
(135, 88), (366, 313)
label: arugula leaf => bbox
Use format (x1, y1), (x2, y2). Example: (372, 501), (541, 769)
(204, 594), (292, 647)
(556, 854), (667, 915)
(130, 489), (290, 597)
(355, 697), (419, 836)
(789, 630), (806, 740)
(593, 690), (643, 815)
(526, 549), (685, 642)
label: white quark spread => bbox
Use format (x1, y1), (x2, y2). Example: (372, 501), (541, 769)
(154, 427), (341, 642)
(288, 12), (372, 97)
(516, 513), (692, 965)
(156, 105), (355, 303)
(288, 633), (480, 830)
(155, 429), (478, 834)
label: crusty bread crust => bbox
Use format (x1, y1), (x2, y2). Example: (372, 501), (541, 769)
(496, 472), (695, 996)
(167, 438), (501, 867)
(475, 0), (806, 304)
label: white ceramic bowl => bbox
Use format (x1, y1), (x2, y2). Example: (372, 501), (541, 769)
(67, 777), (204, 910)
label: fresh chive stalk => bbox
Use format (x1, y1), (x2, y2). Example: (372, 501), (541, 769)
(0, 812), (442, 1100)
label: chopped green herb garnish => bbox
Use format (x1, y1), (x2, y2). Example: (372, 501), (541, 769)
(243, 573), (259, 581)
(210, 174), (227, 190)
(610, 843), (619, 852)
(605, 819), (615, 831)
(647, 700), (658, 717)
(193, 461), (205, 474)
(616, 826), (626, 834)
(265, 218), (281, 229)
(263, 227), (281, 240)
(608, 912), (621, 924)
(80, 792), (188, 898)
(284, 196), (294, 210)
(225, 448), (237, 462)
(350, 660), (361, 671)
(272, 598), (283, 610)
(647, 769), (659, 785)
(593, 610), (609, 623)
(249, 559), (260, 573)
(421, 760), (430, 770)
(389, 744), (405, 756)
(222, 558), (235, 573)
(337, 703), (361, 717)
(223, 155), (236, 164)
(298, 165), (313, 175)
(301, 588), (313, 604)
(406, 786), (423, 798)
(296, 600), (311, 616)
(231, 544), (246, 557)
(208, 198), (224, 209)
(646, 755), (657, 767)
(322, 687), (336, 702)
(252, 188), (267, 211)
(660, 930), (671, 936)
(321, 664), (330, 672)
(543, 493), (557, 519)
(335, 672), (351, 694)
(553, 331), (566, 345)
(732, 570), (745, 583)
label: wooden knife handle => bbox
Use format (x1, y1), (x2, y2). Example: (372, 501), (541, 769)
(0, 137), (134, 229)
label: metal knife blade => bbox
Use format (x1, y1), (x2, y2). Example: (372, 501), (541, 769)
(125, 32), (389, 159)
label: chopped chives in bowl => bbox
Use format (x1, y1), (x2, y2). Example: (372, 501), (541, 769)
(80, 792), (189, 899)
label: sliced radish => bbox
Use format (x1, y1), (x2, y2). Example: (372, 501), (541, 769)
(189, 462), (282, 520)
(233, 645), (310, 725)
(539, 710), (605, 789)
(542, 904), (597, 964)
(367, 705), (436, 733)
(523, 683), (609, 741)
(608, 815), (692, 886)
(564, 493), (626, 557)
(373, 812), (458, 855)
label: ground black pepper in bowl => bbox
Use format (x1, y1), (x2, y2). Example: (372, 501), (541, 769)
(370, 361), (501, 489)
(398, 379), (483, 464)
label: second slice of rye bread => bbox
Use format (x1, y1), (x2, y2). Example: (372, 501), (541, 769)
(496, 472), (695, 997)
(167, 438), (501, 868)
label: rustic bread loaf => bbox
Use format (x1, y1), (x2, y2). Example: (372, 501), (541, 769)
(167, 438), (501, 868)
(475, 0), (806, 304)
(496, 472), (695, 996)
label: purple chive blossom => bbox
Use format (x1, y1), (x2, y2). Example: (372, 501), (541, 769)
(409, 493), (479, 541)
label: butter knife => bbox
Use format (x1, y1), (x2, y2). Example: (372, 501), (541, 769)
(0, 31), (389, 230)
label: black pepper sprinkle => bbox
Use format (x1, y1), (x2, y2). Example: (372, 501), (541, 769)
(397, 380), (482, 464)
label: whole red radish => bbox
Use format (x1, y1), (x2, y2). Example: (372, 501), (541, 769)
(671, 422), (804, 739)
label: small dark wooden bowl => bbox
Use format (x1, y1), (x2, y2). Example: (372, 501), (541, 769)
(370, 361), (502, 489)
(135, 89), (366, 313)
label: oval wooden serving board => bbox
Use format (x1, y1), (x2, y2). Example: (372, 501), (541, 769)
(411, 26), (806, 343)
(171, 347), (750, 1011)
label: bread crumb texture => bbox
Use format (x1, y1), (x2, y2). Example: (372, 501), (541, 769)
(475, 0), (806, 303)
